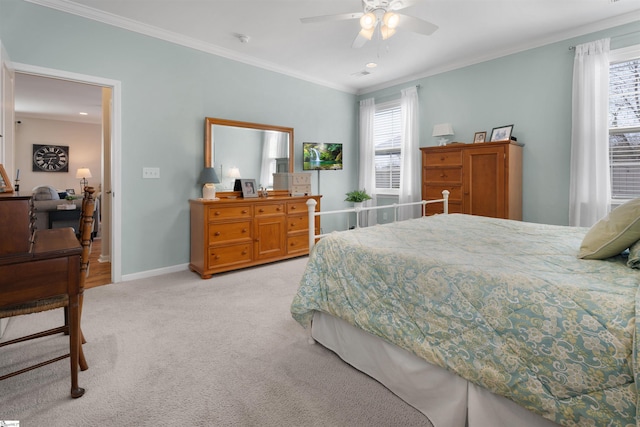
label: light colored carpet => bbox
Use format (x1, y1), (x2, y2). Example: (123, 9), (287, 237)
(0, 257), (432, 426)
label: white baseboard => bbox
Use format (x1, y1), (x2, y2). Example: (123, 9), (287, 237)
(121, 263), (190, 282)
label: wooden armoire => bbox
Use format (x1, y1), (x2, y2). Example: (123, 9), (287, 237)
(421, 141), (523, 219)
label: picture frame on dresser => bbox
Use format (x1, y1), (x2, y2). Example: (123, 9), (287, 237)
(490, 124), (514, 142)
(0, 164), (14, 193)
(240, 179), (258, 198)
(473, 132), (486, 143)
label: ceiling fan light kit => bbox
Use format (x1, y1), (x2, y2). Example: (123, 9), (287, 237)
(301, 0), (438, 48)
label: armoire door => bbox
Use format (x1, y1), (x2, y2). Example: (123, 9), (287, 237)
(463, 145), (506, 218)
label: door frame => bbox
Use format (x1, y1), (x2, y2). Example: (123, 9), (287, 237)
(13, 62), (122, 283)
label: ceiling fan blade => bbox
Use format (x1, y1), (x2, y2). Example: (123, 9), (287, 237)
(397, 13), (438, 36)
(351, 32), (369, 49)
(300, 12), (362, 24)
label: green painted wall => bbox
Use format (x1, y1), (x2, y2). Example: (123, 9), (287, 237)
(362, 21), (640, 225)
(0, 0), (357, 276)
(1, 0), (639, 277)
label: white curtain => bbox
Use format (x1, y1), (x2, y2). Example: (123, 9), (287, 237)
(359, 98), (377, 226)
(569, 38), (611, 227)
(399, 86), (421, 220)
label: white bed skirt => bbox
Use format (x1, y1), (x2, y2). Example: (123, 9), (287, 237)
(311, 311), (559, 427)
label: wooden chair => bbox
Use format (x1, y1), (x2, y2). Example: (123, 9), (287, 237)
(0, 187), (95, 398)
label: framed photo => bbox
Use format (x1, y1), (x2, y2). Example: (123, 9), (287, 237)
(240, 179), (258, 198)
(490, 125), (514, 142)
(0, 164), (14, 193)
(473, 131), (486, 143)
(66, 188), (76, 196)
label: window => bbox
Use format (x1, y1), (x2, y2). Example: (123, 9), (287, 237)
(374, 100), (401, 193)
(609, 45), (640, 205)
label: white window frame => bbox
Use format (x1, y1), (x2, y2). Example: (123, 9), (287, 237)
(374, 100), (402, 195)
(609, 44), (640, 207)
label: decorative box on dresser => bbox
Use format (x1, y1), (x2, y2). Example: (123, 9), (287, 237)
(421, 140), (523, 219)
(189, 193), (321, 279)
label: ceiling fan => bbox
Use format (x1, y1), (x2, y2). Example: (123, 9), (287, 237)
(300, 0), (438, 48)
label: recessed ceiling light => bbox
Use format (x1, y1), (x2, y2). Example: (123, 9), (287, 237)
(366, 62), (377, 68)
(79, 112), (88, 115)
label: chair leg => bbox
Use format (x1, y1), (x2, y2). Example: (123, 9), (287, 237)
(64, 306), (70, 335)
(69, 294), (85, 398)
(78, 294), (88, 370)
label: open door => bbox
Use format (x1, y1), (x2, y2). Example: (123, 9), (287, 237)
(0, 39), (14, 337)
(0, 39), (15, 177)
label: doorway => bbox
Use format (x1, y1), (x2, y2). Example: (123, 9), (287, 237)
(13, 63), (122, 283)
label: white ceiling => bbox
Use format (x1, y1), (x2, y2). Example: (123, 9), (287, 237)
(14, 0), (640, 123)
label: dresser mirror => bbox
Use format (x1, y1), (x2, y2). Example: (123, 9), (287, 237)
(205, 117), (293, 191)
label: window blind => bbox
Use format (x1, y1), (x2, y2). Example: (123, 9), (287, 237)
(374, 102), (401, 190)
(609, 57), (640, 201)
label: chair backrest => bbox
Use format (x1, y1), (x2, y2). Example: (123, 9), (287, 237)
(78, 187), (95, 281)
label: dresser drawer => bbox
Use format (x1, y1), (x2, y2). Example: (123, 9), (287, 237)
(255, 203), (285, 216)
(288, 214), (309, 233)
(207, 205), (252, 221)
(424, 168), (462, 184)
(208, 243), (252, 268)
(287, 234), (309, 255)
(287, 201), (309, 215)
(208, 220), (252, 243)
(424, 151), (462, 166)
(424, 185), (462, 201)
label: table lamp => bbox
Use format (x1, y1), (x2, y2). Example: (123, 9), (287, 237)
(198, 167), (220, 200)
(432, 123), (454, 146)
(76, 167), (92, 192)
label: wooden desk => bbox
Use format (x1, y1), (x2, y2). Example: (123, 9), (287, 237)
(0, 227), (85, 397)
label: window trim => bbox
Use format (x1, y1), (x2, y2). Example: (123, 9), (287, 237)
(608, 44), (640, 205)
(374, 99), (402, 196)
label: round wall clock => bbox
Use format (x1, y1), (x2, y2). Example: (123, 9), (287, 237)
(32, 144), (69, 172)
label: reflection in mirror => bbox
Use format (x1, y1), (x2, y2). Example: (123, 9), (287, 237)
(205, 118), (293, 190)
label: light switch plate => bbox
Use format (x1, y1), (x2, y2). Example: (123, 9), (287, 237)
(143, 167), (160, 179)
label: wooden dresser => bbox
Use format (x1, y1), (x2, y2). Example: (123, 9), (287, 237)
(0, 194), (34, 256)
(189, 193), (321, 278)
(421, 141), (523, 219)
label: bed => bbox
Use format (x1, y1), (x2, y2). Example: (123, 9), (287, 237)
(291, 199), (640, 427)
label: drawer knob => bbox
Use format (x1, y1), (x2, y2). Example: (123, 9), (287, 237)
(242, 210), (248, 214)
(242, 228), (247, 233)
(277, 207), (281, 211)
(214, 231), (221, 236)
(291, 206), (296, 210)
(440, 173), (447, 178)
(259, 209), (264, 213)
(214, 255), (220, 260)
(214, 211), (221, 216)
(440, 157), (445, 161)
(241, 250), (247, 255)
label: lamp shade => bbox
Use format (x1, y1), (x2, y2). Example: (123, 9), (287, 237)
(198, 167), (220, 184)
(75, 167), (92, 179)
(227, 167), (241, 179)
(432, 123), (454, 137)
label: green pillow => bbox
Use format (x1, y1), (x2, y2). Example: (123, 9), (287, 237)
(627, 240), (640, 269)
(578, 198), (640, 260)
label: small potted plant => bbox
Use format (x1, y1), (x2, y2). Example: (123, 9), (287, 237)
(345, 189), (372, 204)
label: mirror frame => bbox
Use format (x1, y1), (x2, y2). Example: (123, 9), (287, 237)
(205, 117), (294, 175)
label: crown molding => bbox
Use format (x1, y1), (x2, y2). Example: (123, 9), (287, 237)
(24, 0), (358, 94)
(358, 10), (640, 95)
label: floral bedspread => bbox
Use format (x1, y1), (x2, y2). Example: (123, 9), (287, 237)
(291, 214), (639, 426)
